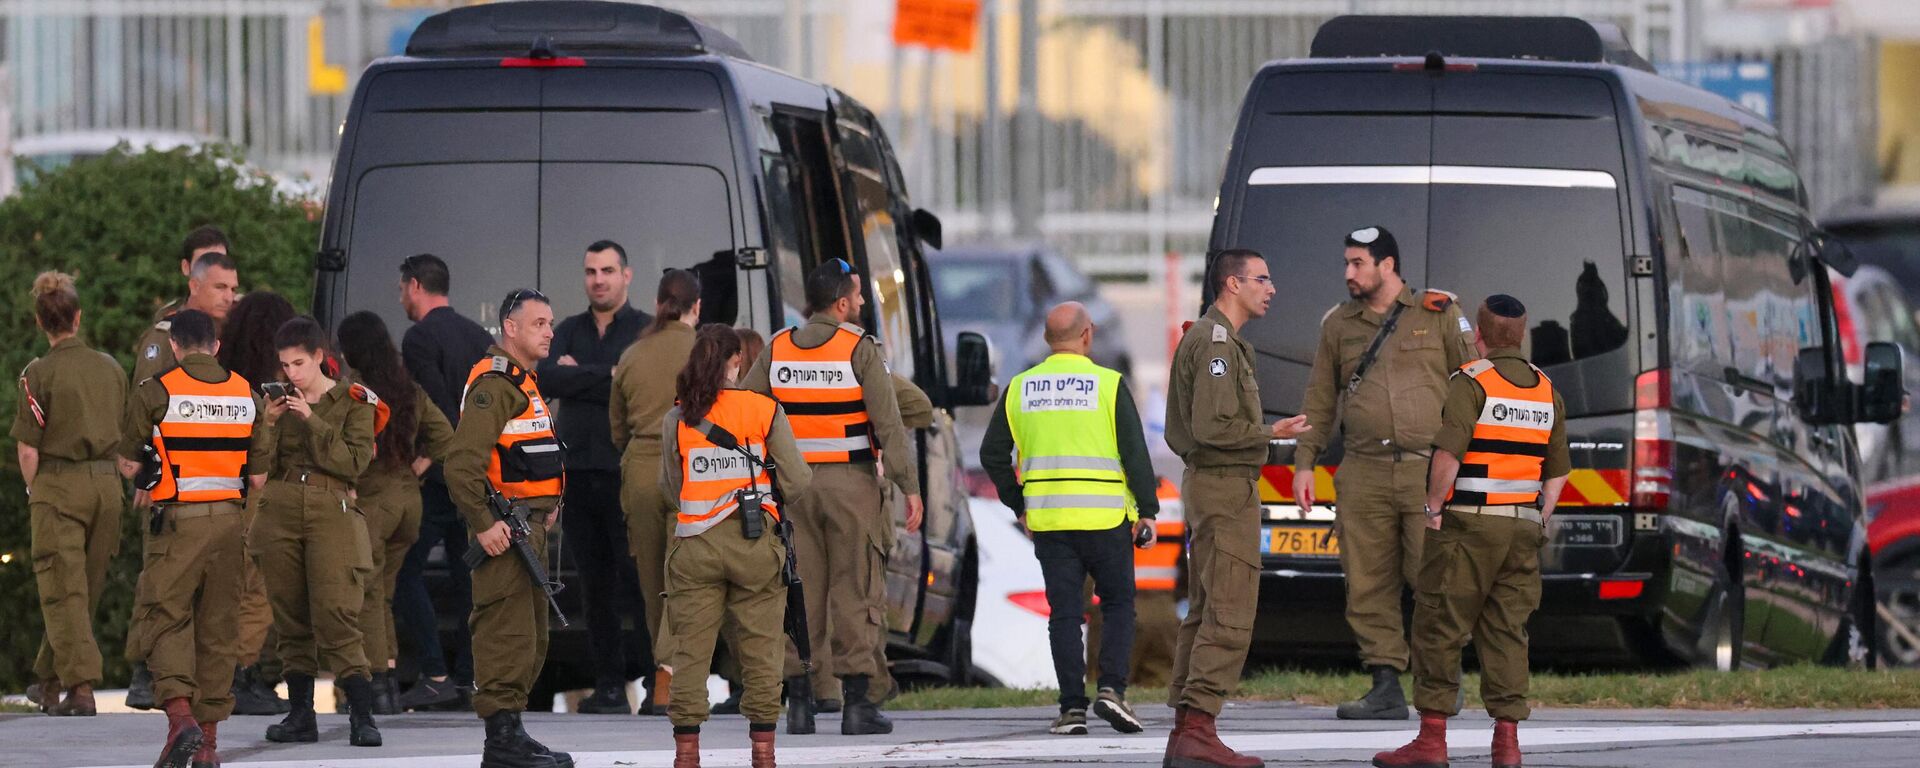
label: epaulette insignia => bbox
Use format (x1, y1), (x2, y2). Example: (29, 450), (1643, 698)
(1211, 324), (1229, 343)
(1422, 289), (1458, 312)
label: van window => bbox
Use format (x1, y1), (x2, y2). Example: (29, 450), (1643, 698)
(764, 112), (848, 329)
(838, 116), (916, 380)
(346, 164), (542, 334)
(1671, 186), (1733, 376)
(536, 162), (734, 325)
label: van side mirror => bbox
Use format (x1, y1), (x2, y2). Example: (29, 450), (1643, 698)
(1793, 347), (1846, 425)
(1860, 341), (1906, 425)
(1795, 229), (1859, 276)
(951, 331), (998, 406)
(913, 208), (943, 251)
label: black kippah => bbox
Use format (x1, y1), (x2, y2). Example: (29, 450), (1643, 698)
(1485, 294), (1526, 318)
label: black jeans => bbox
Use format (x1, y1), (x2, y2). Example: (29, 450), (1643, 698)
(1034, 521), (1136, 711)
(393, 481), (474, 683)
(561, 469), (649, 688)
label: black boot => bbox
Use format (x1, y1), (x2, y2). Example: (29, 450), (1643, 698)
(576, 683), (629, 715)
(1336, 665), (1410, 720)
(127, 662), (157, 711)
(370, 672), (399, 716)
(711, 681), (744, 716)
(512, 711), (574, 768)
(342, 676), (383, 747)
(231, 666), (280, 717)
(482, 711), (557, 768)
(840, 676), (892, 736)
(264, 674), (318, 743)
(249, 666), (290, 715)
(784, 676), (816, 735)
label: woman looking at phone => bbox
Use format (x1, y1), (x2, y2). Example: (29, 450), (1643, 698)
(251, 316), (384, 749)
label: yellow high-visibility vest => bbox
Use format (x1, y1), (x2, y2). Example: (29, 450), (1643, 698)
(1005, 353), (1135, 532)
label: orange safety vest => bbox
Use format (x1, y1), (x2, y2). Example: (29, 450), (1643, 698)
(151, 367), (256, 503)
(1135, 517), (1186, 591)
(767, 323), (873, 464)
(350, 382), (391, 436)
(1449, 359), (1555, 507)
(674, 389), (781, 537)
(463, 356), (564, 500)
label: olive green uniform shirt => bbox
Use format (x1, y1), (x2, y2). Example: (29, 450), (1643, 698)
(892, 373), (934, 430)
(1295, 286), (1476, 469)
(118, 352), (273, 473)
(357, 381), (455, 486)
(741, 314), (920, 496)
(1164, 306), (1268, 468)
(609, 322), (697, 457)
(1432, 347), (1572, 480)
(131, 313), (183, 389)
(13, 337), (128, 461)
(253, 377), (376, 482)
(446, 346), (559, 535)
(658, 394), (815, 507)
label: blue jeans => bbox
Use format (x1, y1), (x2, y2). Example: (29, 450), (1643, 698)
(393, 481), (474, 683)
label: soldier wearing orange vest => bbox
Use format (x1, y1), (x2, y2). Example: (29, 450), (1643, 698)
(253, 317), (383, 749)
(444, 289), (572, 768)
(1375, 295), (1570, 768)
(740, 258), (922, 736)
(118, 309), (268, 768)
(660, 325), (813, 768)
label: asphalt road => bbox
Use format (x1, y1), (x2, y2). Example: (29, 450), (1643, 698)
(10, 701), (1919, 767)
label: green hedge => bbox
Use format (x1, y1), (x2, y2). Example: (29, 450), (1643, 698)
(0, 145), (319, 693)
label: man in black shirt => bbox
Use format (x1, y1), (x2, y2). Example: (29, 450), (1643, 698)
(393, 253), (493, 711)
(537, 240), (651, 713)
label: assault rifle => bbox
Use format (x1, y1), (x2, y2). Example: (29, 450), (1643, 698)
(463, 489), (570, 629)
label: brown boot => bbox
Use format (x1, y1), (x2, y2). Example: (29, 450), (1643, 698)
(1491, 719), (1520, 768)
(29, 677), (60, 714)
(1162, 706), (1191, 768)
(192, 722), (220, 768)
(155, 698), (204, 768)
(1165, 708), (1263, 768)
(672, 731), (700, 768)
(51, 682), (97, 716)
(1371, 710), (1449, 768)
(750, 727), (776, 768)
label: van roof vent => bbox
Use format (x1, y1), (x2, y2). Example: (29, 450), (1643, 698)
(1310, 15), (1654, 73)
(407, 1), (753, 62)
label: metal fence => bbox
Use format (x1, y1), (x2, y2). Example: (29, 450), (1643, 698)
(0, 0), (1879, 274)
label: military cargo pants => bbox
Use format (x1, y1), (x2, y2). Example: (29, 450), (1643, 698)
(1410, 509), (1545, 721)
(29, 460), (122, 687)
(235, 495), (278, 671)
(138, 501), (244, 723)
(470, 514), (552, 718)
(1334, 456), (1429, 671)
(624, 448), (676, 671)
(1168, 466), (1260, 716)
(358, 472), (423, 669)
(664, 509), (788, 727)
(782, 463), (886, 689)
(252, 478), (373, 680)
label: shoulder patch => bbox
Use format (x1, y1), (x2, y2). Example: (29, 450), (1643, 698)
(1457, 315), (1473, 335)
(1208, 357), (1228, 377)
(349, 383), (380, 406)
(143, 344), (160, 361)
(838, 321), (866, 336)
(472, 390), (494, 410)
(154, 319), (171, 332)
(1421, 288), (1457, 312)
(1321, 304), (1341, 325)
(1461, 359), (1496, 377)
(1211, 324), (1229, 343)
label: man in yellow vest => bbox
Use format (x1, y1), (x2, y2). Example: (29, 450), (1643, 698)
(740, 259), (922, 736)
(1375, 295), (1569, 768)
(980, 302), (1160, 736)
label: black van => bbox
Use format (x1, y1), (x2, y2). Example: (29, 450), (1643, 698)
(311, 1), (996, 692)
(1206, 16), (1903, 668)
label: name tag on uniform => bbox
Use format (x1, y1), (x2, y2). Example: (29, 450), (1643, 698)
(1020, 374), (1100, 412)
(771, 360), (856, 388)
(166, 395), (256, 424)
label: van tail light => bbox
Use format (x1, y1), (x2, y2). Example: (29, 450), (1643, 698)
(1832, 279), (1862, 367)
(1007, 591), (1051, 617)
(1598, 579), (1646, 600)
(1632, 369), (1674, 510)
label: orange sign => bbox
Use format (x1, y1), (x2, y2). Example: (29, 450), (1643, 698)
(893, 0), (981, 53)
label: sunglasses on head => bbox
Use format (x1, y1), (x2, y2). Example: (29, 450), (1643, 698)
(500, 288), (548, 321)
(827, 257), (853, 274)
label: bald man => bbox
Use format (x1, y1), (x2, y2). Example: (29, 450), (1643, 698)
(980, 302), (1160, 735)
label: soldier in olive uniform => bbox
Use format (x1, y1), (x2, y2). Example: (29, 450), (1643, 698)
(1162, 249), (1309, 768)
(610, 269), (703, 714)
(124, 238), (239, 711)
(1291, 226), (1475, 720)
(446, 289), (572, 768)
(1374, 295), (1568, 768)
(16, 272), (127, 717)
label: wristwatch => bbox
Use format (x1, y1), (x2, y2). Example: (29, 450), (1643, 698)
(1424, 503), (1440, 518)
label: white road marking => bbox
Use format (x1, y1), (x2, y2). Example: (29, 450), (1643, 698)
(79, 719), (1920, 767)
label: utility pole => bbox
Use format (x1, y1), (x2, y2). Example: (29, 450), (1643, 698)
(1011, 0), (1041, 238)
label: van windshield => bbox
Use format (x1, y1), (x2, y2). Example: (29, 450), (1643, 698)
(1236, 179), (1632, 417)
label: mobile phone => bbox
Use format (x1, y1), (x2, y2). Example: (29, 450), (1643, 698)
(260, 382), (293, 401)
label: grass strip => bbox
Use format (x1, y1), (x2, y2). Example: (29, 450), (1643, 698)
(893, 665), (1920, 712)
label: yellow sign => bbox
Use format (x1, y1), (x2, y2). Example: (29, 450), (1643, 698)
(893, 0), (981, 53)
(309, 17), (347, 95)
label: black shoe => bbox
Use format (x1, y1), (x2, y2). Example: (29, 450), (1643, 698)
(710, 682), (743, 716)
(785, 676), (816, 735)
(342, 676), (383, 747)
(817, 698), (842, 714)
(1336, 665), (1410, 721)
(127, 662), (157, 711)
(482, 711), (558, 768)
(398, 677), (461, 712)
(511, 711), (574, 768)
(264, 674), (319, 743)
(370, 672), (400, 716)
(840, 676), (893, 736)
(576, 684), (629, 715)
